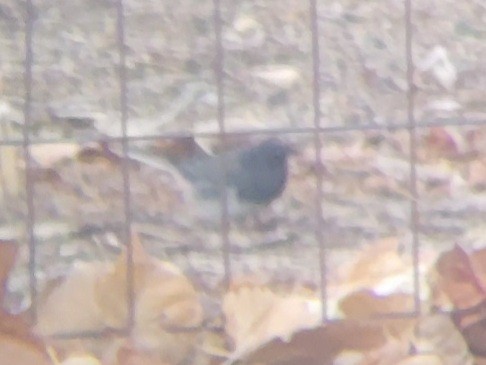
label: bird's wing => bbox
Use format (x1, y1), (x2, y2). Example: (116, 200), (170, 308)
(177, 155), (227, 198)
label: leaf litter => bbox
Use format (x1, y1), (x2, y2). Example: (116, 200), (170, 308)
(1, 233), (486, 364)
(0, 0), (485, 364)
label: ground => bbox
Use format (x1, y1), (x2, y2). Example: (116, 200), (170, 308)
(0, 0), (485, 312)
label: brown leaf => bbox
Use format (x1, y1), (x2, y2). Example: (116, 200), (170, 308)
(0, 332), (51, 365)
(0, 144), (21, 198)
(424, 127), (462, 158)
(339, 290), (415, 318)
(466, 128), (486, 156)
(112, 342), (172, 365)
(223, 285), (321, 356)
(30, 143), (82, 168)
(96, 235), (203, 358)
(432, 245), (486, 358)
(357, 338), (409, 365)
(468, 158), (486, 190)
(0, 240), (18, 304)
(0, 240), (48, 363)
(0, 311), (41, 347)
(395, 355), (443, 365)
(336, 237), (410, 294)
(433, 244), (486, 311)
(240, 320), (387, 365)
(222, 286), (409, 365)
(35, 235), (202, 365)
(339, 290), (416, 339)
(460, 317), (486, 359)
(34, 260), (111, 335)
(60, 354), (101, 365)
(413, 314), (473, 365)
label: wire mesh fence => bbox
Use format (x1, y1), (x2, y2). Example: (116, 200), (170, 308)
(1, 0), (485, 347)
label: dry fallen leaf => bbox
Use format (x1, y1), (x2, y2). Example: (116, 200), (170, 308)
(223, 284), (321, 358)
(432, 244), (486, 313)
(467, 127), (486, 156)
(334, 314), (471, 365)
(413, 314), (473, 365)
(0, 332), (51, 365)
(34, 260), (112, 335)
(339, 290), (414, 318)
(333, 237), (413, 299)
(109, 341), (172, 365)
(239, 320), (388, 365)
(0, 114), (21, 200)
(0, 240), (51, 365)
(424, 127), (464, 159)
(0, 240), (18, 304)
(98, 235), (203, 364)
(357, 337), (410, 365)
(339, 290), (416, 339)
(60, 354), (102, 365)
(30, 143), (83, 168)
(430, 244), (486, 358)
(468, 158), (486, 189)
(395, 355), (444, 365)
(35, 234), (203, 365)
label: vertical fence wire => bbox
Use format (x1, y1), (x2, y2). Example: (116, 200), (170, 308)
(115, 0), (135, 331)
(405, 0), (421, 314)
(309, 0), (328, 322)
(212, 0), (232, 289)
(23, 0), (37, 323)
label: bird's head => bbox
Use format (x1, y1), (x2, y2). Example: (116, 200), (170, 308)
(250, 138), (295, 168)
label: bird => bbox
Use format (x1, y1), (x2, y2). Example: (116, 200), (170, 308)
(126, 138), (294, 222)
(174, 138), (293, 219)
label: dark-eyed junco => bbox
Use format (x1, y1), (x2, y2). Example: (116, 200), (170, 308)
(126, 138), (294, 221)
(174, 138), (293, 219)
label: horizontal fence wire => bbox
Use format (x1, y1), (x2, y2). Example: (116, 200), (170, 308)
(1, 117), (485, 146)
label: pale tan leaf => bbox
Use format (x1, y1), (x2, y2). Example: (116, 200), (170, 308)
(30, 143), (82, 168)
(34, 261), (111, 335)
(223, 285), (321, 357)
(0, 240), (17, 303)
(335, 237), (411, 296)
(431, 244), (486, 313)
(339, 290), (416, 340)
(0, 104), (20, 199)
(333, 350), (364, 365)
(358, 338), (409, 365)
(252, 65), (301, 88)
(238, 320), (387, 365)
(60, 354), (101, 365)
(396, 355), (443, 365)
(0, 332), (51, 365)
(35, 236), (202, 365)
(414, 314), (473, 365)
(110, 342), (173, 365)
(468, 158), (486, 189)
(430, 246), (486, 359)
